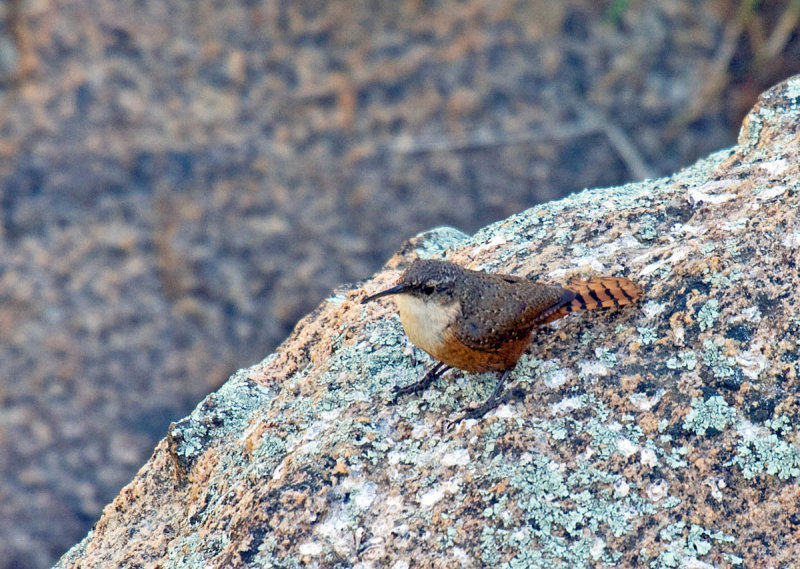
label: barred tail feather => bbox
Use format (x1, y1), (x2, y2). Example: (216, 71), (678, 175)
(540, 277), (642, 324)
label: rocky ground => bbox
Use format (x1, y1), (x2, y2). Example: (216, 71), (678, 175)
(1, 1), (800, 567)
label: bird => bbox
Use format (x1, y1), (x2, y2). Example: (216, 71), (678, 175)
(362, 258), (642, 421)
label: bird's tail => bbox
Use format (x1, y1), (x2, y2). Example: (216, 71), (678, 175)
(540, 277), (643, 324)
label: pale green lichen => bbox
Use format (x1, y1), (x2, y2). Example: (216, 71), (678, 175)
(696, 299), (719, 331)
(683, 396), (737, 436)
(650, 523), (735, 569)
(171, 372), (275, 458)
(637, 215), (658, 241)
(724, 553), (745, 565)
(666, 350), (697, 371)
(704, 268), (742, 287)
(570, 242), (588, 257)
(730, 432), (800, 480)
(466, 393), (678, 567)
(722, 217), (749, 232)
(660, 496), (682, 509)
(766, 414), (792, 435)
(637, 326), (657, 345)
(480, 526), (502, 565)
(653, 264), (672, 280)
(250, 433), (288, 477)
(701, 338), (736, 378)
(663, 446), (689, 469)
(555, 227), (573, 245)
(516, 356), (570, 389)
(738, 107), (764, 153)
(596, 347), (618, 368)
(173, 423), (208, 457)
(166, 533), (232, 568)
(253, 535), (301, 569)
(700, 242), (716, 255)
(784, 75), (800, 99)
(578, 330), (599, 348)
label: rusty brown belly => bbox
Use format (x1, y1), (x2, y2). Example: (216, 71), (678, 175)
(433, 328), (531, 373)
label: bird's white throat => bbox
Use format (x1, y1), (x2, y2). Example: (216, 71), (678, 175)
(394, 294), (460, 356)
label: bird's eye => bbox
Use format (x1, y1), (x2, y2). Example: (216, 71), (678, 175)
(421, 283), (436, 295)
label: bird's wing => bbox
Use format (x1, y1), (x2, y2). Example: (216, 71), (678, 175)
(453, 276), (573, 351)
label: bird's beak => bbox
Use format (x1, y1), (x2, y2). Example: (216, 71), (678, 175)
(361, 283), (408, 304)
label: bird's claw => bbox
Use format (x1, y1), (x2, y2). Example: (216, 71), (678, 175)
(445, 387), (526, 431)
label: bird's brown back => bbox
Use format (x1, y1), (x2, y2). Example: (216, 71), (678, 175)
(452, 271), (573, 352)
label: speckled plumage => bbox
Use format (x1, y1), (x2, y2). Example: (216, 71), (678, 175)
(364, 259), (642, 373)
(397, 260), (571, 370)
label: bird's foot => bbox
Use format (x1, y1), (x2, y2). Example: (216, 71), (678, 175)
(392, 362), (447, 400)
(446, 386), (526, 430)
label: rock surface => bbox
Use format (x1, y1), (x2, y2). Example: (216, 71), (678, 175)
(56, 77), (800, 568)
(5, 3), (767, 564)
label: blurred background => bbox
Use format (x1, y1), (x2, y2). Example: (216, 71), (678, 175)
(1, 1), (799, 567)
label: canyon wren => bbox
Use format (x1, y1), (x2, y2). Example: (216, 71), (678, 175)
(362, 259), (643, 421)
